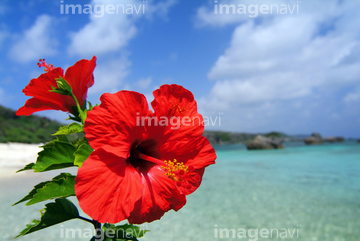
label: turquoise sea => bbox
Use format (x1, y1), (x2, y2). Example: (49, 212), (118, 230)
(1, 141), (360, 241)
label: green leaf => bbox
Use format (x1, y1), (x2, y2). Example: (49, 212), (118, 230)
(50, 77), (73, 95)
(17, 139), (76, 173)
(79, 108), (88, 124)
(15, 198), (79, 238)
(33, 141), (76, 172)
(49, 88), (69, 96)
(72, 137), (86, 148)
(16, 163), (35, 173)
(53, 123), (84, 136)
(88, 101), (94, 111)
(97, 223), (149, 241)
(74, 143), (93, 168)
(13, 173), (75, 206)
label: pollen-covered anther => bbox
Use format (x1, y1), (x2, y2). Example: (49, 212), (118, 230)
(162, 159), (192, 184)
(37, 59), (55, 72)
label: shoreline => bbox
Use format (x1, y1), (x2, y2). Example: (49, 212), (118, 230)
(0, 143), (42, 177)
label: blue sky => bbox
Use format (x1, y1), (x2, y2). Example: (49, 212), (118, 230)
(0, 0), (359, 138)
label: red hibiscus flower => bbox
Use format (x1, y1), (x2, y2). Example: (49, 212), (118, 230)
(75, 84), (216, 224)
(16, 56), (96, 116)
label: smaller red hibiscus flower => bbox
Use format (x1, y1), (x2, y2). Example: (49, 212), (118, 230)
(16, 56), (96, 116)
(75, 84), (216, 224)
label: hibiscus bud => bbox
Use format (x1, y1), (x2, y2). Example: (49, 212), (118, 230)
(50, 77), (73, 96)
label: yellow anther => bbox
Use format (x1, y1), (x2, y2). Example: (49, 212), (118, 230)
(162, 159), (189, 182)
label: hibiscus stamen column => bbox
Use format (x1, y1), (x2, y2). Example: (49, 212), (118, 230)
(37, 59), (55, 72)
(162, 159), (200, 190)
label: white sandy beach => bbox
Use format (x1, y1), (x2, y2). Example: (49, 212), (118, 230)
(0, 143), (42, 177)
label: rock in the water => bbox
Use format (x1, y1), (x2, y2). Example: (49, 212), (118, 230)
(304, 133), (323, 145)
(305, 133), (345, 145)
(323, 137), (345, 143)
(247, 135), (283, 150)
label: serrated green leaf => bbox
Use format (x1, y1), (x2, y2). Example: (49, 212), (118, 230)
(13, 173), (75, 206)
(33, 141), (76, 172)
(15, 198), (79, 238)
(74, 143), (93, 168)
(17, 139), (76, 173)
(53, 123), (84, 136)
(16, 163), (35, 173)
(72, 137), (87, 149)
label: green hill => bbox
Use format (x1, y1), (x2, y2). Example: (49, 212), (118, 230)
(202, 130), (296, 145)
(0, 105), (63, 143)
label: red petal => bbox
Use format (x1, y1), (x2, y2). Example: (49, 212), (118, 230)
(150, 84), (204, 144)
(85, 91), (151, 157)
(161, 136), (216, 169)
(75, 149), (143, 224)
(127, 165), (186, 224)
(16, 68), (76, 115)
(76, 149), (186, 224)
(160, 136), (216, 195)
(64, 56), (96, 108)
(16, 97), (66, 116)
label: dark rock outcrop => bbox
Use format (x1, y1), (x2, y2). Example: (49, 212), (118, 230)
(246, 135), (284, 150)
(323, 137), (345, 143)
(304, 133), (323, 145)
(304, 133), (345, 145)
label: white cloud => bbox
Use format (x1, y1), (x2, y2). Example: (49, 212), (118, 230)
(9, 15), (57, 63)
(195, 0), (303, 27)
(195, 4), (248, 27)
(197, 0), (360, 135)
(144, 0), (177, 20)
(67, 1), (137, 56)
(68, 0), (177, 56)
(89, 56), (131, 98)
(202, 2), (360, 106)
(135, 77), (152, 90)
(344, 87), (360, 103)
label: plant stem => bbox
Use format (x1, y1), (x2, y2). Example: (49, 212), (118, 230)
(79, 216), (103, 241)
(78, 216), (100, 229)
(70, 92), (86, 124)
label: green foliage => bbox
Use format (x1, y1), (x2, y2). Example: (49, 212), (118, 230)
(217, 132), (231, 142)
(0, 105), (63, 143)
(15, 199), (79, 238)
(13, 173), (75, 206)
(53, 122), (84, 136)
(265, 131), (284, 138)
(74, 143), (93, 167)
(49, 77), (73, 96)
(17, 138), (77, 172)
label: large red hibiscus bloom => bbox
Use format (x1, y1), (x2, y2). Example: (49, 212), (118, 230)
(75, 84), (216, 224)
(16, 56), (96, 116)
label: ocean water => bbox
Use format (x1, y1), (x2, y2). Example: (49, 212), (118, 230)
(1, 141), (359, 241)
